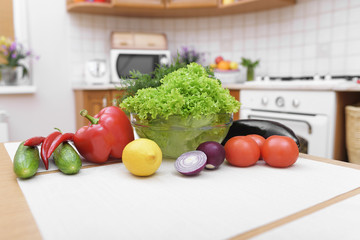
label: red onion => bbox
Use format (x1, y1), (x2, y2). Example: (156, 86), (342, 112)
(175, 151), (207, 176)
(196, 141), (225, 169)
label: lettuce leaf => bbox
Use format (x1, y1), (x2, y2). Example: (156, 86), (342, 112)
(120, 63), (240, 120)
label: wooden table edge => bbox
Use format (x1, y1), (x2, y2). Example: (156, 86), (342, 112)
(1, 144), (360, 240)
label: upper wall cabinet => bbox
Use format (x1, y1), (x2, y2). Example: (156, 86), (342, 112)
(66, 0), (296, 18)
(165, 0), (218, 9)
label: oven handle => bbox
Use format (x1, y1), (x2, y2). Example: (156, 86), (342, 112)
(247, 114), (312, 134)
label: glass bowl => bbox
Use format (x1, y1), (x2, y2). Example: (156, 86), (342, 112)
(130, 113), (233, 159)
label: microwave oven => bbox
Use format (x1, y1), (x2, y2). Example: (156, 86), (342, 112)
(110, 49), (171, 82)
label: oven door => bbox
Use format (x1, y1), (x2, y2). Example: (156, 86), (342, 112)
(240, 109), (331, 158)
(110, 49), (170, 82)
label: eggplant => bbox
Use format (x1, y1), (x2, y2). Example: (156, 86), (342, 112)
(221, 119), (301, 148)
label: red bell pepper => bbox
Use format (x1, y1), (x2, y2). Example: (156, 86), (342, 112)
(73, 106), (134, 163)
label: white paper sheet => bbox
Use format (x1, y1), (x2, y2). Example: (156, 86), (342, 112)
(5, 142), (360, 240)
(253, 193), (360, 240)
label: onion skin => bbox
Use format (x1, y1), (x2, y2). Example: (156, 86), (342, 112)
(196, 141), (225, 170)
(175, 151), (207, 176)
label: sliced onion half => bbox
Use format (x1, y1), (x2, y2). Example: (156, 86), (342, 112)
(175, 151), (207, 176)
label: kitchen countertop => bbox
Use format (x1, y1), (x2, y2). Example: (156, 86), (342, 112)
(2, 142), (360, 239)
(72, 81), (360, 92)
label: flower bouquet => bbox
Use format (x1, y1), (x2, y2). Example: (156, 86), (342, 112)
(0, 36), (37, 85)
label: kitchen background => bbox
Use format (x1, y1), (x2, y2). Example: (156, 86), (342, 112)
(1, 0), (360, 141)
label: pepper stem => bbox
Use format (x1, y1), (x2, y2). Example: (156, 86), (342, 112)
(80, 109), (99, 125)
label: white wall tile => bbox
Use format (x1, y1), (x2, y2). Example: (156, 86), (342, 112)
(330, 57), (346, 75)
(293, 1), (305, 18)
(333, 0), (349, 10)
(256, 23), (268, 37)
(317, 57), (330, 74)
(348, 6), (360, 24)
(256, 37), (268, 49)
(291, 32), (304, 46)
(304, 30), (317, 44)
(292, 18), (304, 32)
(280, 34), (291, 47)
(349, 0), (360, 7)
(304, 44), (317, 59)
(221, 27), (232, 40)
(332, 25), (347, 41)
(347, 23), (360, 39)
(318, 0), (333, 13)
(67, 0), (360, 82)
(244, 13), (256, 26)
(303, 16), (317, 30)
(331, 41), (346, 56)
(233, 39), (243, 51)
(290, 59), (303, 76)
(244, 26), (256, 38)
(268, 22), (280, 36)
(304, 0), (319, 16)
(303, 58), (317, 75)
(333, 10), (348, 26)
(318, 12), (332, 28)
(345, 55), (360, 73)
(317, 28), (331, 43)
(346, 40), (360, 55)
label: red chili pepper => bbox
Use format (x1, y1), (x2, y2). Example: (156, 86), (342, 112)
(41, 131), (61, 170)
(73, 106), (134, 163)
(24, 136), (45, 146)
(46, 133), (74, 159)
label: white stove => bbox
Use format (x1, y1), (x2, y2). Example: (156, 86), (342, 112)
(238, 75), (357, 159)
(245, 78), (348, 86)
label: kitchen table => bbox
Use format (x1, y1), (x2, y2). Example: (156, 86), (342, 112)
(1, 142), (360, 240)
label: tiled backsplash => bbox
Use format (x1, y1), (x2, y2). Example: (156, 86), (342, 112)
(67, 0), (360, 82)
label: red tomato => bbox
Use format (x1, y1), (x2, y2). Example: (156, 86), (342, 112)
(247, 134), (265, 159)
(224, 136), (260, 167)
(262, 135), (299, 168)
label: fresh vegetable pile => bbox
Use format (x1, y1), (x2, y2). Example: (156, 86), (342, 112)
(14, 129), (81, 178)
(12, 61), (301, 179)
(13, 106), (134, 179)
(175, 120), (300, 176)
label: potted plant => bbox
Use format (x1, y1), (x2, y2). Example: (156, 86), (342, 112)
(240, 57), (259, 81)
(0, 36), (36, 85)
(178, 46), (204, 65)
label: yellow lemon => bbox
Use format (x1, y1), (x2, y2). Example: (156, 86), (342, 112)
(122, 138), (162, 177)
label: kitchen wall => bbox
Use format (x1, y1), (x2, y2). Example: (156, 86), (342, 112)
(2, 0), (360, 141)
(69, 0), (360, 83)
(0, 0), (75, 141)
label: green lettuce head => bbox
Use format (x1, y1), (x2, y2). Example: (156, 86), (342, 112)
(120, 62), (240, 120)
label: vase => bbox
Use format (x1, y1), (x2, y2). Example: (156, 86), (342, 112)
(0, 66), (18, 86)
(246, 67), (255, 81)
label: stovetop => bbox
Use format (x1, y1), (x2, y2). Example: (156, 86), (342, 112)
(245, 75), (358, 86)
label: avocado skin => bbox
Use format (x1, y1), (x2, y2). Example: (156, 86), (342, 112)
(221, 119), (301, 148)
(13, 142), (40, 179)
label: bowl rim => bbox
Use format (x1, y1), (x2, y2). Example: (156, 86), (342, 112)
(130, 113), (234, 130)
